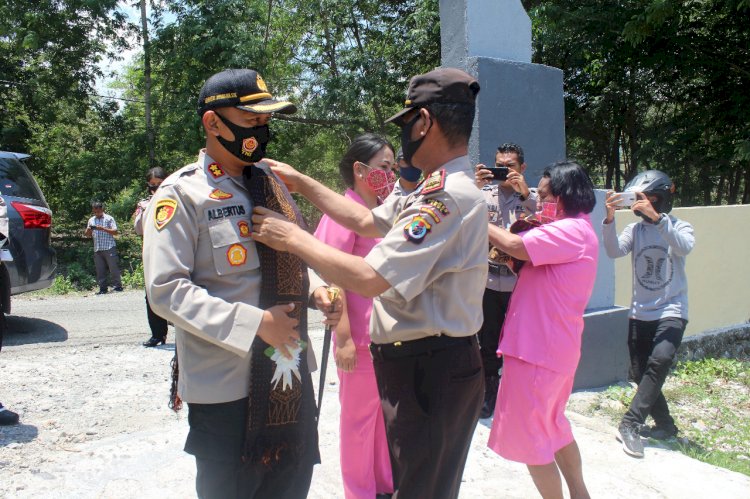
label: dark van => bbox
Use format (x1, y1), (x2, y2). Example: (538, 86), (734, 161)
(0, 151), (57, 317)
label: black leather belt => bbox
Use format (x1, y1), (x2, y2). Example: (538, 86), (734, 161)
(370, 335), (477, 361)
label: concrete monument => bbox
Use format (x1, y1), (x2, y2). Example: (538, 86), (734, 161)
(440, 0), (630, 389)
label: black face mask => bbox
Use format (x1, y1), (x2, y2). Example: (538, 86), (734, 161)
(215, 113), (270, 163)
(400, 112), (429, 166)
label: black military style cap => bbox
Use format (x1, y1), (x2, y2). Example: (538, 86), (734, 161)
(197, 69), (297, 116)
(386, 67), (480, 124)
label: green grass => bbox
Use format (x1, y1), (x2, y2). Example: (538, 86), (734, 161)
(580, 358), (750, 477)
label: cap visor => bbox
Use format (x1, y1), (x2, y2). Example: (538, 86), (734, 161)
(237, 99), (297, 114)
(385, 106), (415, 125)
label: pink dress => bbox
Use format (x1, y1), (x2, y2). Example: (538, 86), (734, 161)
(488, 214), (598, 465)
(314, 189), (393, 498)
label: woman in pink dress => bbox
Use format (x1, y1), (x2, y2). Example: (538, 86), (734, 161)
(486, 161), (598, 499)
(314, 134), (396, 499)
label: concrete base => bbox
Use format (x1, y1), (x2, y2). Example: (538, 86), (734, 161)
(574, 306), (630, 390)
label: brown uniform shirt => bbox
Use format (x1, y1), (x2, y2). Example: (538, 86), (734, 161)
(365, 155), (488, 344)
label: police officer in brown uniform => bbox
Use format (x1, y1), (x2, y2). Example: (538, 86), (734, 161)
(142, 69), (339, 499)
(475, 142), (537, 417)
(252, 68), (487, 499)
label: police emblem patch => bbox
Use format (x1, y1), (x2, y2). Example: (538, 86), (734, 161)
(227, 243), (247, 266)
(404, 215), (432, 244)
(241, 137), (259, 157)
(238, 220), (251, 238)
(257, 74), (268, 92)
(153, 199), (178, 230)
(208, 162), (225, 179)
(421, 169), (446, 195)
(209, 188), (233, 200)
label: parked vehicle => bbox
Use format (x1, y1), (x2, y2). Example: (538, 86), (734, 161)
(0, 151), (57, 317)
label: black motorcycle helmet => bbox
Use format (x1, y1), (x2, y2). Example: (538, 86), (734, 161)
(624, 170), (675, 219)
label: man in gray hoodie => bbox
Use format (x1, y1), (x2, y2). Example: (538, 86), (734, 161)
(603, 170), (695, 458)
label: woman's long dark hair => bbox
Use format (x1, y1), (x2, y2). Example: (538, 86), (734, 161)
(544, 161), (596, 216)
(338, 133), (394, 188)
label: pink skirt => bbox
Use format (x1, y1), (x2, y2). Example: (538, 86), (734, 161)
(487, 355), (575, 465)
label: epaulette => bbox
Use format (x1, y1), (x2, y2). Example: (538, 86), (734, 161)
(420, 169), (446, 195)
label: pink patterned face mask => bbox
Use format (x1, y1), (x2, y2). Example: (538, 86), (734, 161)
(536, 201), (558, 223)
(362, 164), (397, 201)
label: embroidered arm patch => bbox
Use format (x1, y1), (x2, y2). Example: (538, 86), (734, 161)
(153, 199), (178, 230)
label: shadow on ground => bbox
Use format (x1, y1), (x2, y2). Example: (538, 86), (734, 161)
(0, 423), (39, 448)
(3, 315), (68, 346)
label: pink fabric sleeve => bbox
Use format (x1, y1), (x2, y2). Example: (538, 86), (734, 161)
(314, 213), (357, 254)
(522, 218), (586, 266)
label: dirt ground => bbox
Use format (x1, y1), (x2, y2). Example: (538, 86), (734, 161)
(1, 291), (749, 498)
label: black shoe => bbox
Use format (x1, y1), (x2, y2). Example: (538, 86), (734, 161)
(143, 337), (166, 347)
(0, 404), (19, 426)
(645, 423), (679, 440)
(113, 286), (123, 292)
(96, 289), (107, 295)
(617, 423), (644, 458)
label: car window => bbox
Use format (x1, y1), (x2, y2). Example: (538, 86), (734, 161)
(0, 158), (44, 200)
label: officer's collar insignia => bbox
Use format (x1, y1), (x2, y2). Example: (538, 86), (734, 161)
(425, 198), (450, 215)
(207, 162), (225, 179)
(420, 169), (446, 195)
(404, 215), (432, 244)
(209, 188), (233, 200)
(153, 199), (178, 230)
(237, 220), (251, 238)
(227, 243), (247, 266)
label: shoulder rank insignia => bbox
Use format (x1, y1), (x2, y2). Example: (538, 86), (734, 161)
(207, 162), (225, 179)
(209, 188), (233, 200)
(420, 169), (446, 195)
(404, 215), (433, 244)
(227, 243), (247, 266)
(153, 199), (178, 230)
(237, 220), (251, 238)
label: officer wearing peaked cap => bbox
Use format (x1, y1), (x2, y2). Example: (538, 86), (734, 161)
(251, 67), (488, 499)
(142, 69), (341, 499)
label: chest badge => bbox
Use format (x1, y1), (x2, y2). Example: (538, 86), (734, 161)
(208, 162), (225, 179)
(227, 243), (247, 266)
(209, 188), (233, 200)
(404, 215), (432, 244)
(153, 199), (178, 230)
(237, 220), (251, 238)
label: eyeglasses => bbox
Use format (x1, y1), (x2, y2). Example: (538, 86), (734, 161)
(147, 183), (161, 191)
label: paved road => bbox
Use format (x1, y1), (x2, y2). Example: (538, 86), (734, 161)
(1, 291), (749, 498)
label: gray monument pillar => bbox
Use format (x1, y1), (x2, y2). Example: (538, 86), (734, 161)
(440, 0), (629, 389)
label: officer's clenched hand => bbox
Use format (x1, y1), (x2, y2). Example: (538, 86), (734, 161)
(251, 206), (298, 252)
(263, 158), (306, 193)
(312, 286), (343, 327)
(258, 303), (300, 359)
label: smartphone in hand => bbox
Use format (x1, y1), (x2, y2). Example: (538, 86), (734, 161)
(486, 166), (509, 181)
(616, 191), (637, 208)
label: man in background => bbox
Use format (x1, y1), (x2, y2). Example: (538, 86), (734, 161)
(474, 143), (537, 417)
(84, 201), (122, 295)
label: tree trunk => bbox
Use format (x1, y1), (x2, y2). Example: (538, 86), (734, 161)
(140, 0), (155, 168)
